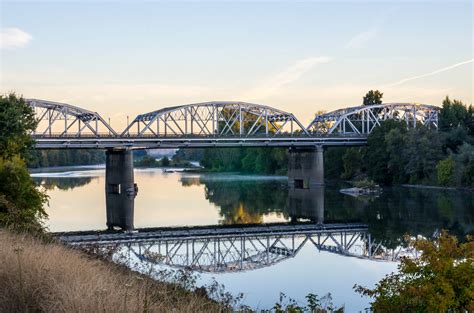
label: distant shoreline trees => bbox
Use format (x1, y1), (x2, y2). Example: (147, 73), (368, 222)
(28, 149), (105, 168)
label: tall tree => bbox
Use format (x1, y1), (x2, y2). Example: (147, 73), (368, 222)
(0, 93), (37, 159)
(365, 120), (406, 184)
(0, 93), (48, 233)
(439, 96), (473, 135)
(363, 90), (383, 106)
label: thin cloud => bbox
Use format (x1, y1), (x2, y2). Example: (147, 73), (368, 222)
(345, 28), (378, 49)
(0, 28), (32, 49)
(241, 56), (332, 101)
(385, 59), (474, 87)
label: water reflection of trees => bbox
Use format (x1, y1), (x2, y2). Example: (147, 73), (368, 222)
(180, 176), (474, 245)
(34, 177), (93, 191)
(203, 180), (287, 225)
(324, 187), (474, 248)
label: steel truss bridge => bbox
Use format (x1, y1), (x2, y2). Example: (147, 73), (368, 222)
(28, 99), (439, 149)
(57, 223), (417, 273)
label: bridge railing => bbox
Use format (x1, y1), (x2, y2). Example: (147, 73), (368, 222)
(31, 132), (368, 139)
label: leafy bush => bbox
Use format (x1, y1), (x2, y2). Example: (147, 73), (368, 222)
(355, 231), (474, 312)
(352, 179), (377, 189)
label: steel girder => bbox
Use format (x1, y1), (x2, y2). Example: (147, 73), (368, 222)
(27, 99), (117, 137)
(31, 136), (368, 149)
(121, 101), (310, 137)
(26, 99), (441, 148)
(307, 103), (440, 135)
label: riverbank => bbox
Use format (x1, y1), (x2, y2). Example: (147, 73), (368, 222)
(0, 230), (227, 312)
(401, 184), (474, 192)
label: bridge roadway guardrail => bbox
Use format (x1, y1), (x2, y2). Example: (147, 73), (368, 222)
(32, 133), (368, 149)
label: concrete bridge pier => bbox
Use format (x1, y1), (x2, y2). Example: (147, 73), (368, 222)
(105, 149), (138, 231)
(288, 146), (324, 188)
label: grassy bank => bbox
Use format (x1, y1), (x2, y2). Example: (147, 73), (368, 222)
(0, 230), (226, 312)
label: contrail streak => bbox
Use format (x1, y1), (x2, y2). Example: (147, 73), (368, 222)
(386, 59), (473, 87)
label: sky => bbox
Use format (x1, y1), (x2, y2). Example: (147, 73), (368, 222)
(1, 0), (473, 128)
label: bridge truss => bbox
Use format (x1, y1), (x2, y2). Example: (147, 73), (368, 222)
(307, 103), (439, 135)
(121, 101), (309, 137)
(26, 99), (440, 149)
(60, 224), (417, 273)
(28, 99), (117, 137)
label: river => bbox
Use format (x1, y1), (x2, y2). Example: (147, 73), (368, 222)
(31, 166), (474, 311)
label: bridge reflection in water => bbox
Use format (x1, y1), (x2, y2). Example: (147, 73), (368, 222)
(56, 183), (417, 273)
(58, 223), (416, 273)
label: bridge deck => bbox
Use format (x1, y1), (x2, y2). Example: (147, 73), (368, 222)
(34, 135), (367, 149)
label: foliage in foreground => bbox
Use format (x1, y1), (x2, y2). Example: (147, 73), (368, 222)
(0, 230), (228, 312)
(355, 231), (474, 312)
(0, 156), (48, 234)
(0, 94), (48, 234)
(271, 292), (343, 312)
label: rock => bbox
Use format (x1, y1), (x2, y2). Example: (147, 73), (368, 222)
(339, 186), (382, 197)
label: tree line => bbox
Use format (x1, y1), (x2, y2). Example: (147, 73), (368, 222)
(325, 96), (474, 187)
(181, 92), (474, 188)
(28, 149), (105, 168)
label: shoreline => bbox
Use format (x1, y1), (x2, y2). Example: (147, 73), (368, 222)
(401, 184), (474, 192)
(29, 165), (474, 192)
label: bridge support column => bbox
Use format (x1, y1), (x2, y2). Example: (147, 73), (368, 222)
(288, 146), (324, 188)
(105, 149), (137, 231)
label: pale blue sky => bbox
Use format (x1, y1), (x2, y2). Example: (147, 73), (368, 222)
(1, 1), (472, 127)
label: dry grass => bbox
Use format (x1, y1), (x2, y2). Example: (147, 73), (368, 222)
(0, 230), (228, 313)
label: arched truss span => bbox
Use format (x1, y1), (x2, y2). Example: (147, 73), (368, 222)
(121, 101), (309, 137)
(27, 99), (117, 137)
(307, 103), (440, 135)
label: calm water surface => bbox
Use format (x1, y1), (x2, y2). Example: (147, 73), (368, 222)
(31, 167), (474, 311)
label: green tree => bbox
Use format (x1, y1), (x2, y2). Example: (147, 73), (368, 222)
(341, 147), (363, 179)
(355, 231), (474, 312)
(324, 147), (346, 179)
(0, 156), (48, 233)
(363, 90), (383, 106)
(0, 93), (37, 159)
(384, 127), (408, 183)
(437, 157), (455, 186)
(403, 128), (443, 184)
(451, 143), (474, 187)
(366, 120), (407, 184)
(439, 96), (473, 134)
(161, 156), (170, 167)
(241, 150), (257, 172)
(0, 93), (48, 233)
